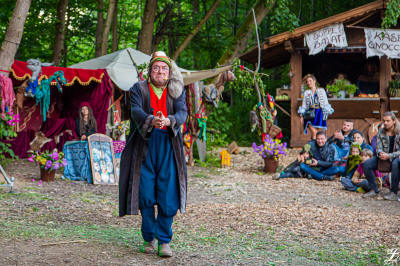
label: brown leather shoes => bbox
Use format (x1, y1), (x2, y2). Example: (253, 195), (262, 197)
(158, 243), (173, 257)
(140, 239), (156, 254)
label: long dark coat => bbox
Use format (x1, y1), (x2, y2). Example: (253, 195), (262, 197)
(119, 80), (188, 216)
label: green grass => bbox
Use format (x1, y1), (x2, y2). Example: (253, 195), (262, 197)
(0, 217), (388, 264)
(194, 152), (221, 168)
(192, 172), (210, 179)
(0, 220), (142, 248)
(0, 191), (52, 201)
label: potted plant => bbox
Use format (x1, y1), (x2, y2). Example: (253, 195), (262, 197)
(345, 83), (358, 98)
(252, 135), (287, 173)
(389, 79), (400, 97)
(28, 149), (67, 181)
(326, 83), (339, 98)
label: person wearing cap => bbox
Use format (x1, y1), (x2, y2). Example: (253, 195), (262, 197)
(118, 51), (187, 257)
(76, 102), (97, 140)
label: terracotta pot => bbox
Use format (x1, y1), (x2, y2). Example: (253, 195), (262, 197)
(264, 157), (279, 173)
(40, 168), (55, 182)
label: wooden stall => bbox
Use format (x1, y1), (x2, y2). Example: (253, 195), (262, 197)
(240, 0), (399, 147)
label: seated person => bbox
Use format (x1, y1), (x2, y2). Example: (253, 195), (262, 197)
(356, 61), (379, 95)
(340, 149), (382, 193)
(76, 102), (97, 140)
(328, 120), (358, 160)
(276, 144), (311, 179)
(339, 142), (362, 180)
(300, 131), (341, 181)
(363, 112), (400, 199)
(352, 131), (373, 153)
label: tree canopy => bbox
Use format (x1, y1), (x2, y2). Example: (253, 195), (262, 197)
(0, 0), (381, 69)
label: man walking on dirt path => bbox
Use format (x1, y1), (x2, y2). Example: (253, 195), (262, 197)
(118, 51), (187, 257)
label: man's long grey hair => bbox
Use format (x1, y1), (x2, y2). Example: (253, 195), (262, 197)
(167, 60), (183, 99)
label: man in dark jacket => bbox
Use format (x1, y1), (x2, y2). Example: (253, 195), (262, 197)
(119, 51), (187, 257)
(300, 131), (341, 180)
(363, 111), (400, 200)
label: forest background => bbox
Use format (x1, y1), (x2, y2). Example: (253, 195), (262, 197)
(1, 0), (398, 148)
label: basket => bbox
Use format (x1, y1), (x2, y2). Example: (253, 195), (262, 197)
(266, 120), (281, 138)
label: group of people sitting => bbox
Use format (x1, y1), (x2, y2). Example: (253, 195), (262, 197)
(277, 112), (400, 201)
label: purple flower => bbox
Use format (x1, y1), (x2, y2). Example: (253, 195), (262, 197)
(28, 156), (35, 162)
(53, 162), (60, 170)
(62, 159), (67, 167)
(45, 160), (52, 170)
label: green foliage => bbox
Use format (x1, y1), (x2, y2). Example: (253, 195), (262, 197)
(0, 102), (18, 165)
(268, 0), (299, 34)
(326, 79), (357, 95)
(389, 79), (400, 89)
(382, 0), (400, 29)
(206, 102), (232, 148)
(194, 152), (220, 168)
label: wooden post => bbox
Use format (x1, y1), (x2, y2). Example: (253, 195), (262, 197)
(379, 55), (391, 117)
(289, 52), (302, 147)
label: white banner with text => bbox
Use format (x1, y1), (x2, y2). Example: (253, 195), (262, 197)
(365, 28), (400, 58)
(305, 23), (348, 55)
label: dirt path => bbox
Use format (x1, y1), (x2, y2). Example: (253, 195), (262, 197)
(0, 148), (399, 265)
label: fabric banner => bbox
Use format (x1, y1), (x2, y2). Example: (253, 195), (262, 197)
(11, 60), (104, 86)
(305, 23), (348, 55)
(63, 140), (93, 183)
(364, 28), (400, 58)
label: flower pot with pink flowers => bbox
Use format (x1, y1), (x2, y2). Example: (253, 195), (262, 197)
(28, 149), (67, 181)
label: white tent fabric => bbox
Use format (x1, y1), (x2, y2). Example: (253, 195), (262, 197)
(69, 48), (151, 91)
(69, 48), (231, 90)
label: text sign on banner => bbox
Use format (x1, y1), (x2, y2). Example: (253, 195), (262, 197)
(305, 23), (348, 55)
(365, 28), (400, 58)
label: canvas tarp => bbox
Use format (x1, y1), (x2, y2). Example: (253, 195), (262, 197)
(69, 48), (231, 90)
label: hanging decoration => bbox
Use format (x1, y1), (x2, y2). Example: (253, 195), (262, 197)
(35, 71), (67, 121)
(0, 74), (15, 119)
(197, 117), (207, 141)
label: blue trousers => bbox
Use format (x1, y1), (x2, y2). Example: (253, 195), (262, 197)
(363, 156), (400, 193)
(300, 163), (342, 180)
(139, 129), (179, 244)
(332, 143), (350, 161)
(340, 178), (370, 192)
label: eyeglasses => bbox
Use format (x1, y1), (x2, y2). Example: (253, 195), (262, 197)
(152, 66), (169, 72)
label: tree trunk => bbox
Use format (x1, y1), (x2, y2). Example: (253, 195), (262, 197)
(100, 0), (116, 55)
(152, 3), (173, 52)
(191, 0), (199, 68)
(171, 0), (222, 60)
(0, 0), (31, 75)
(216, 0), (276, 67)
(233, 0), (238, 35)
(62, 5), (71, 67)
(95, 0), (104, 57)
(137, 0), (157, 55)
(52, 0), (69, 66)
(111, 0), (118, 52)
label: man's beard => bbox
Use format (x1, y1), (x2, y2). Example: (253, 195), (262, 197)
(151, 76), (168, 87)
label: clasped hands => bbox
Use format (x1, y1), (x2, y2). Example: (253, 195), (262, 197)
(152, 112), (170, 129)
